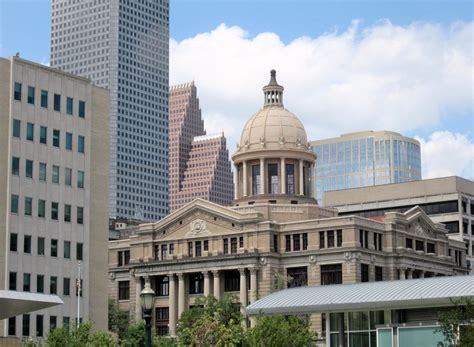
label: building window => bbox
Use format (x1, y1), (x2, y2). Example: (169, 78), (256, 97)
(12, 156), (20, 175)
(52, 165), (59, 183)
(293, 234), (301, 251)
(77, 243), (83, 260)
(49, 316), (57, 330)
(51, 239), (58, 257)
(77, 170), (84, 188)
(66, 132), (73, 150)
(10, 233), (18, 252)
(374, 233), (383, 251)
(25, 160), (33, 178)
(24, 235), (31, 253)
(22, 315), (30, 337)
(50, 276), (57, 294)
(405, 238), (413, 249)
(169, 244), (174, 255)
(427, 242), (436, 254)
(24, 197), (32, 216)
(285, 235), (291, 251)
(415, 240), (424, 251)
(14, 82), (21, 101)
(8, 317), (16, 336)
(27, 86), (35, 104)
(53, 94), (61, 112)
(239, 236), (244, 248)
(75, 279), (83, 297)
(26, 123), (34, 141)
(51, 202), (58, 220)
(66, 97), (73, 115)
(188, 241), (193, 257)
(361, 264), (369, 282)
(223, 238), (228, 254)
(65, 168), (72, 186)
(321, 264), (342, 285)
(37, 275), (44, 293)
(203, 240), (209, 251)
(319, 231), (325, 249)
(287, 267), (308, 288)
(156, 276), (169, 296)
(11, 194), (19, 214)
(36, 199), (45, 218)
(13, 119), (21, 138)
(79, 100), (86, 118)
(40, 126), (47, 144)
(224, 270), (240, 292)
(9, 272), (16, 290)
(336, 230), (343, 247)
(64, 204), (71, 222)
(302, 233), (308, 250)
(375, 266), (383, 282)
(37, 237), (44, 255)
(118, 250), (130, 266)
(359, 230), (369, 248)
(63, 278), (70, 296)
(155, 307), (169, 336)
(161, 244), (168, 260)
(41, 90), (48, 108)
(230, 237), (238, 254)
(64, 241), (71, 259)
(23, 273), (31, 292)
(78, 135), (85, 153)
(118, 281), (130, 300)
(63, 317), (70, 327)
(77, 207), (83, 224)
(39, 163), (46, 181)
(195, 241), (201, 257)
(36, 315), (43, 337)
(327, 230), (335, 248)
(268, 163), (279, 194)
(286, 164), (295, 194)
(252, 165), (260, 195)
(53, 129), (60, 147)
(189, 273), (204, 294)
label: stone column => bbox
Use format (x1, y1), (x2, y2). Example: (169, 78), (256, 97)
(178, 273), (185, 318)
(407, 268), (414, 279)
(260, 158), (265, 194)
(399, 267), (406, 280)
(419, 270), (425, 278)
(310, 163), (315, 197)
(280, 158), (286, 194)
(135, 276), (142, 321)
(249, 268), (258, 328)
(203, 271), (210, 297)
(243, 161), (248, 196)
(168, 274), (177, 336)
(299, 160), (304, 195)
(234, 164), (239, 199)
(239, 269), (248, 315)
(213, 270), (221, 300)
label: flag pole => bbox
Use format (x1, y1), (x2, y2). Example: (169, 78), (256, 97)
(77, 261), (81, 329)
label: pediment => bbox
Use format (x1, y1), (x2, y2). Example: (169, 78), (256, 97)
(403, 206), (439, 238)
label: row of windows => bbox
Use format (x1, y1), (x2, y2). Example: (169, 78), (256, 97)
(8, 314), (74, 337)
(285, 233), (309, 252)
(360, 230), (383, 251)
(13, 82), (86, 117)
(10, 195), (84, 224)
(405, 237), (437, 254)
(10, 233), (83, 260)
(11, 157), (85, 187)
(9, 271), (82, 297)
(12, 121), (85, 153)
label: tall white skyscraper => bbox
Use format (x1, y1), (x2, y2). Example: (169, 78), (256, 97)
(50, 0), (170, 221)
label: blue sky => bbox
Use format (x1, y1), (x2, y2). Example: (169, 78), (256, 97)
(1, 0), (473, 178)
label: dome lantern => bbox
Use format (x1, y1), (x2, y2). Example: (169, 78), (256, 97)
(263, 69), (284, 107)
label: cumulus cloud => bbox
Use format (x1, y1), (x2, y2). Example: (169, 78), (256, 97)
(170, 21), (473, 179)
(416, 131), (474, 179)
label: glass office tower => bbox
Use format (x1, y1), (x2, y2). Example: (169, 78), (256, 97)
(311, 131), (421, 205)
(50, 0), (169, 221)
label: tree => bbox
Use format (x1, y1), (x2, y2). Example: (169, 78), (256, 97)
(108, 299), (131, 339)
(245, 315), (316, 347)
(45, 322), (117, 347)
(437, 297), (474, 347)
(176, 294), (245, 346)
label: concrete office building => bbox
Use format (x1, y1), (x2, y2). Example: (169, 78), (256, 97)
(325, 176), (474, 270)
(0, 57), (109, 337)
(50, 0), (169, 221)
(169, 83), (233, 212)
(108, 71), (468, 341)
(311, 131), (421, 205)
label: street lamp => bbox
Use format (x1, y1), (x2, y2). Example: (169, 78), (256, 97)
(140, 280), (155, 347)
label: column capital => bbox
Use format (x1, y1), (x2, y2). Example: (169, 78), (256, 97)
(212, 269), (220, 276)
(203, 271), (210, 278)
(249, 268), (258, 275)
(239, 268), (246, 276)
(177, 273), (185, 280)
(168, 273), (175, 280)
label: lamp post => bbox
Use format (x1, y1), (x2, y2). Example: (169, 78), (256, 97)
(140, 280), (155, 347)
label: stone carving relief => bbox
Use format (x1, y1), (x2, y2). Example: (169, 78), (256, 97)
(190, 219), (206, 234)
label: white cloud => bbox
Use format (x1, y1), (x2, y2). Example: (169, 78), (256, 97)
(416, 131), (474, 179)
(170, 21), (473, 173)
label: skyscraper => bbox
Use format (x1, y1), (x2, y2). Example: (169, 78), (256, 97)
(50, 0), (169, 221)
(169, 83), (233, 212)
(311, 131), (421, 205)
(0, 56), (109, 335)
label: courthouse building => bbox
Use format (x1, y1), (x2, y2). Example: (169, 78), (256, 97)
(108, 71), (468, 339)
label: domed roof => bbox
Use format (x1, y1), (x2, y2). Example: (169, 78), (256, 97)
(237, 70), (310, 152)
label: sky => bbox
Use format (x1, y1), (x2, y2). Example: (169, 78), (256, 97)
(1, 0), (473, 179)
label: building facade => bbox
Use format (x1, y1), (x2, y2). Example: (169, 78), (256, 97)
(311, 131), (421, 205)
(169, 83), (233, 212)
(50, 0), (169, 221)
(108, 71), (467, 341)
(0, 56), (109, 337)
(324, 176), (474, 271)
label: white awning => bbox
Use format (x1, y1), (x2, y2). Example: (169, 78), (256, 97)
(246, 276), (474, 315)
(0, 290), (64, 319)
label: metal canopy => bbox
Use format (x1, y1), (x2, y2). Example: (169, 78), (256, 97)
(0, 290), (64, 319)
(246, 276), (474, 315)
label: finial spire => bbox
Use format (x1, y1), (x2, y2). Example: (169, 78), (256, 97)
(263, 69), (284, 107)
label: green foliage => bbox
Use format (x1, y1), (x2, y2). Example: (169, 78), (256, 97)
(108, 298), (131, 339)
(176, 294), (245, 346)
(153, 336), (179, 347)
(45, 322), (117, 347)
(272, 272), (291, 292)
(437, 297), (474, 347)
(244, 315), (316, 347)
(120, 320), (146, 346)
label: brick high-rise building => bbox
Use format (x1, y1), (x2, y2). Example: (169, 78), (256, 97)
(169, 83), (233, 212)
